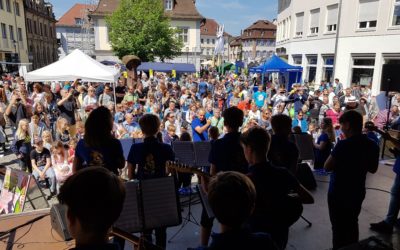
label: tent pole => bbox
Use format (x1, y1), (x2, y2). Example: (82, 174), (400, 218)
(113, 80), (117, 111)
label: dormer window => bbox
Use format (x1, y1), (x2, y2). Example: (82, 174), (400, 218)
(165, 0), (173, 10)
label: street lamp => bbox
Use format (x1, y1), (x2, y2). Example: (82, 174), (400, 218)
(186, 46), (189, 63)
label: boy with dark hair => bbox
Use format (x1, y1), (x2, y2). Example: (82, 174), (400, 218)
(206, 171), (277, 250)
(240, 126), (314, 249)
(57, 167), (126, 250)
(31, 137), (56, 198)
(325, 110), (379, 249)
(195, 107), (248, 249)
(268, 114), (299, 174)
(127, 113), (174, 249)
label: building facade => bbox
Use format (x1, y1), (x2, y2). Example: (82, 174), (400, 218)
(229, 36), (242, 62)
(24, 0), (58, 70)
(90, 0), (203, 71)
(276, 0), (400, 95)
(0, 0), (29, 72)
(199, 18), (231, 64)
(56, 4), (96, 58)
(241, 20), (277, 64)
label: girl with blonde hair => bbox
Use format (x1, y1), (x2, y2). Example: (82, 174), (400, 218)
(11, 119), (32, 172)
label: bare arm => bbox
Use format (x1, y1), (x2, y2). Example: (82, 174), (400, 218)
(195, 120), (211, 134)
(324, 155), (335, 171)
(127, 162), (136, 180)
(42, 157), (52, 174)
(314, 141), (327, 150)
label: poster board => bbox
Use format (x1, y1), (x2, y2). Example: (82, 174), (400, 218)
(0, 168), (31, 214)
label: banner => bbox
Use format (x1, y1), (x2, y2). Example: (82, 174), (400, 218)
(0, 168), (31, 214)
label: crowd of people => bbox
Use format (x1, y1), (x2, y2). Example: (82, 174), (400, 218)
(0, 70), (398, 249)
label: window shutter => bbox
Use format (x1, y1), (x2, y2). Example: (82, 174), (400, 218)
(327, 4), (338, 25)
(359, 0), (379, 22)
(296, 12), (304, 32)
(310, 9), (320, 28)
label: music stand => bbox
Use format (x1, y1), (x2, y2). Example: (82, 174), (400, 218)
(168, 163), (199, 243)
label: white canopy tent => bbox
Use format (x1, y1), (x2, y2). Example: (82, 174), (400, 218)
(25, 49), (119, 83)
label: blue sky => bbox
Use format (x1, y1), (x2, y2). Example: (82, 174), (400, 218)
(51, 0), (277, 36)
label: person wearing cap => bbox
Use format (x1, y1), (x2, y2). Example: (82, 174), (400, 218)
(30, 137), (57, 198)
(343, 96), (366, 119)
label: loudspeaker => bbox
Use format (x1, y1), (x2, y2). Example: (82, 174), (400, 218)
(381, 64), (400, 92)
(50, 204), (72, 241)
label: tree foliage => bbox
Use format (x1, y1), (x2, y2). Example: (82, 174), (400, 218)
(106, 0), (183, 62)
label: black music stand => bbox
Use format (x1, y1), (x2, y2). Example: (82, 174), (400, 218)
(167, 161), (199, 243)
(168, 184), (199, 243)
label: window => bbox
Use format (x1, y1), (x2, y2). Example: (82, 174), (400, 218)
(17, 27), (22, 41)
(358, 0), (379, 29)
(26, 19), (31, 33)
(351, 57), (375, 85)
(33, 21), (37, 34)
(40, 23), (43, 36)
(392, 0), (400, 26)
(177, 27), (188, 44)
(207, 38), (210, 44)
(44, 25), (47, 36)
(165, 0), (173, 10)
(295, 12), (304, 36)
(75, 18), (84, 25)
(201, 38), (204, 44)
(322, 56), (334, 82)
(0, 0), (3, 10)
(292, 55), (302, 65)
(5, 0), (10, 12)
(306, 55), (318, 82)
(310, 9), (320, 34)
(326, 4), (338, 32)
(9, 25), (14, 41)
(14, 2), (20, 16)
(1, 23), (6, 39)
(212, 39), (215, 44)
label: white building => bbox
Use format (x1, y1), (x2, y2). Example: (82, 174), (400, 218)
(276, 0), (400, 95)
(56, 4), (96, 58)
(199, 19), (231, 64)
(241, 20), (277, 64)
(90, 0), (203, 71)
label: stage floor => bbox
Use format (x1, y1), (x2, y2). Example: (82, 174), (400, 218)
(162, 161), (400, 250)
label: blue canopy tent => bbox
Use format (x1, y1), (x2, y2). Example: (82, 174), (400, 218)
(137, 62), (173, 72)
(137, 62), (196, 73)
(173, 63), (196, 73)
(249, 55), (303, 89)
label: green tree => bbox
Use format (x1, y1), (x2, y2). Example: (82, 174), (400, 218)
(106, 0), (183, 62)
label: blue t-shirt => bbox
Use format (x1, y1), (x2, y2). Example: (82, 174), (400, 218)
(208, 132), (248, 173)
(75, 138), (124, 175)
(198, 81), (208, 95)
(127, 137), (174, 179)
(314, 132), (332, 168)
(253, 91), (267, 108)
(208, 228), (276, 250)
(191, 117), (209, 142)
(329, 134), (379, 196)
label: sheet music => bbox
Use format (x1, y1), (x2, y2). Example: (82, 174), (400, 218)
(293, 134), (315, 161)
(114, 181), (142, 233)
(140, 177), (181, 230)
(172, 141), (195, 166)
(193, 142), (211, 167)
